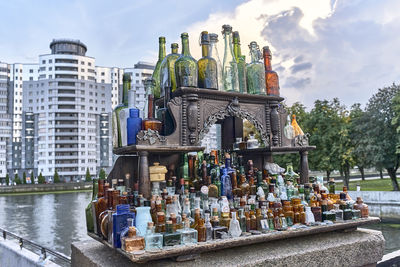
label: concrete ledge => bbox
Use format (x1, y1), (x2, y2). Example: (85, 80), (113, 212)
(72, 228), (385, 267)
(0, 182), (92, 194)
(0, 239), (59, 267)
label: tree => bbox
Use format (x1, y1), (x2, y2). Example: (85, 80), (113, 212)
(38, 172), (45, 184)
(22, 172), (27, 184)
(14, 173), (21, 185)
(54, 170), (60, 183)
(349, 103), (372, 181)
(363, 84), (400, 191)
(85, 168), (92, 182)
(99, 168), (106, 180)
(5, 174), (9, 186)
(30, 171), (34, 184)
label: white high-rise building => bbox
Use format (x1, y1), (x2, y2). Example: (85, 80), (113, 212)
(0, 63), (12, 179)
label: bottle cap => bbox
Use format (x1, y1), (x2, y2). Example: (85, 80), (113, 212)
(181, 32), (189, 38)
(200, 31), (210, 45)
(233, 31), (240, 43)
(159, 36), (166, 43)
(222, 24), (232, 34)
(129, 108), (139, 118)
(171, 43), (178, 49)
(209, 33), (219, 42)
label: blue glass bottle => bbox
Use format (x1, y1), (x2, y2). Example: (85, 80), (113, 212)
(127, 108), (142, 145)
(113, 204), (135, 248)
(220, 168), (233, 200)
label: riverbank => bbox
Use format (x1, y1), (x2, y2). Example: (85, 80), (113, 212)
(0, 182), (92, 195)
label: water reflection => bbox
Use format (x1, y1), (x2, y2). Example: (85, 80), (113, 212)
(0, 192), (91, 256)
(364, 223), (400, 254)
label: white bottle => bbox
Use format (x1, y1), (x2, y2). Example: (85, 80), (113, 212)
(229, 211), (242, 238)
(305, 206), (315, 225)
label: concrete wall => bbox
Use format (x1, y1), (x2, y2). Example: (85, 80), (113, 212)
(0, 182), (92, 194)
(348, 191), (400, 222)
(0, 238), (59, 267)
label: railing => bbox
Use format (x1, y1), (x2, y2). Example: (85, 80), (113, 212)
(1, 227), (71, 266)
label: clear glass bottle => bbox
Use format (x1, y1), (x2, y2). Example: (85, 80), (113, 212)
(246, 41), (266, 95)
(191, 197), (203, 218)
(221, 25), (239, 92)
(262, 46), (280, 96)
(144, 222), (163, 251)
(121, 226), (145, 252)
(284, 115), (295, 140)
(204, 213), (213, 241)
(198, 31), (218, 90)
(112, 73), (131, 148)
(305, 206), (315, 225)
(175, 32), (198, 88)
(166, 179), (175, 196)
(233, 31), (247, 93)
(229, 211), (242, 237)
(163, 220), (181, 246)
(151, 36), (166, 99)
(221, 168), (233, 200)
(180, 218), (198, 245)
(209, 33), (223, 90)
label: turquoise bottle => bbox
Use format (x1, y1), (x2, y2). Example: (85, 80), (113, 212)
(175, 33), (198, 88)
(221, 25), (239, 92)
(246, 41), (266, 95)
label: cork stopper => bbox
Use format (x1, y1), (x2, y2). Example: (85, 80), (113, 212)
(127, 226), (137, 238)
(147, 222), (154, 227)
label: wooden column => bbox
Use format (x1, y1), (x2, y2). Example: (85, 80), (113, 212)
(138, 151), (151, 199)
(299, 150), (309, 184)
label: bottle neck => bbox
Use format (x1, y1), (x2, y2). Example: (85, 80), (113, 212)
(172, 47), (178, 54)
(181, 36), (191, 56)
(147, 94), (154, 119)
(264, 54), (272, 71)
(250, 49), (258, 63)
(224, 32), (235, 59)
(122, 80), (130, 106)
(158, 41), (166, 61)
(233, 41), (242, 61)
(201, 43), (210, 58)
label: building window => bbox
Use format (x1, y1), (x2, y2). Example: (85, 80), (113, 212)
(81, 61), (85, 65)
(42, 60), (46, 64)
(49, 59), (52, 63)
(29, 69), (33, 73)
(101, 72), (105, 76)
(136, 73), (139, 77)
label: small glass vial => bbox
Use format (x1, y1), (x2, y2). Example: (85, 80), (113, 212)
(122, 226), (145, 252)
(204, 213), (213, 241)
(144, 222), (163, 251)
(180, 218), (198, 245)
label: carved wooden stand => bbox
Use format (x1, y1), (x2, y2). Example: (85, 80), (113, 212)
(108, 87), (315, 198)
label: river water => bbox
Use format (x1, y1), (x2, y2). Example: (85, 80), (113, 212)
(0, 191), (399, 256)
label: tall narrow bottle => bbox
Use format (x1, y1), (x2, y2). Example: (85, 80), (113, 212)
(262, 46), (280, 96)
(175, 33), (198, 88)
(221, 25), (239, 92)
(112, 73), (131, 148)
(233, 31), (247, 93)
(197, 31), (218, 90)
(246, 41), (266, 95)
(86, 178), (98, 232)
(209, 33), (223, 90)
(151, 37), (166, 99)
(160, 43), (180, 99)
(142, 78), (162, 132)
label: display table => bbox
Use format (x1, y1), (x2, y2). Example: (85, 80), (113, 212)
(72, 227), (384, 267)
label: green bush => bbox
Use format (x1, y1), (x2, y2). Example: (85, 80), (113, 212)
(38, 172), (45, 184)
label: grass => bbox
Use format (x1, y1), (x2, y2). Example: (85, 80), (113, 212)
(336, 178), (400, 191)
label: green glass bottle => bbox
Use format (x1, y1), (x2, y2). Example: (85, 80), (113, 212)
(85, 178), (98, 232)
(112, 73), (131, 148)
(197, 31), (218, 90)
(160, 43), (180, 99)
(151, 37), (166, 99)
(175, 33), (198, 88)
(233, 31), (247, 93)
(246, 41), (266, 95)
(221, 25), (239, 92)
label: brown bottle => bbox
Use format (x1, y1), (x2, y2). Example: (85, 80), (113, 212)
(239, 173), (250, 196)
(355, 197), (369, 218)
(122, 227), (145, 252)
(256, 208), (263, 231)
(299, 204), (306, 224)
(156, 211), (166, 233)
(262, 46), (280, 96)
(196, 218), (206, 242)
(142, 83), (162, 131)
(231, 172), (241, 197)
(96, 182), (109, 232)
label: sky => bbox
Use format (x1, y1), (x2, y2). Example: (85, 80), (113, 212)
(1, 0), (400, 108)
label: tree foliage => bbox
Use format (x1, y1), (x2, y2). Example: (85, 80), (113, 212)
(54, 170), (60, 183)
(99, 168), (106, 180)
(14, 173), (21, 185)
(22, 172), (27, 184)
(5, 174), (9, 186)
(38, 172), (45, 184)
(85, 168), (92, 182)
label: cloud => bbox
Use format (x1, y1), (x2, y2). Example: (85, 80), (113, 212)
(290, 62), (312, 74)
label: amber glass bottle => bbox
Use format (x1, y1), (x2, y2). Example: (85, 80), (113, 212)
(142, 78), (162, 132)
(198, 31), (218, 90)
(262, 46), (280, 96)
(196, 218), (207, 242)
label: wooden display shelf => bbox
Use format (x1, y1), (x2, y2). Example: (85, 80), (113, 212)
(113, 145), (205, 155)
(234, 146), (316, 155)
(88, 217), (380, 264)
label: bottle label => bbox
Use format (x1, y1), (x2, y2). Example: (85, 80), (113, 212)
(201, 186), (209, 195)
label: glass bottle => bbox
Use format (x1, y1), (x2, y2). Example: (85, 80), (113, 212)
(127, 108), (142, 145)
(284, 115), (295, 140)
(180, 218), (198, 245)
(113, 204), (135, 248)
(328, 178), (336, 194)
(151, 36), (166, 99)
(221, 168), (233, 200)
(112, 73), (131, 148)
(198, 31), (218, 90)
(160, 43), (180, 99)
(229, 211), (242, 237)
(354, 197), (369, 218)
(233, 31), (247, 93)
(142, 78), (162, 132)
(246, 41), (266, 95)
(209, 33), (223, 90)
(144, 222), (163, 251)
(284, 163), (300, 185)
(121, 226), (145, 252)
(262, 46), (280, 96)
(305, 206), (315, 225)
(86, 178), (98, 232)
(221, 25), (239, 92)
(196, 218), (207, 242)
(163, 220), (181, 246)
(175, 32), (198, 88)
(204, 213), (213, 241)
